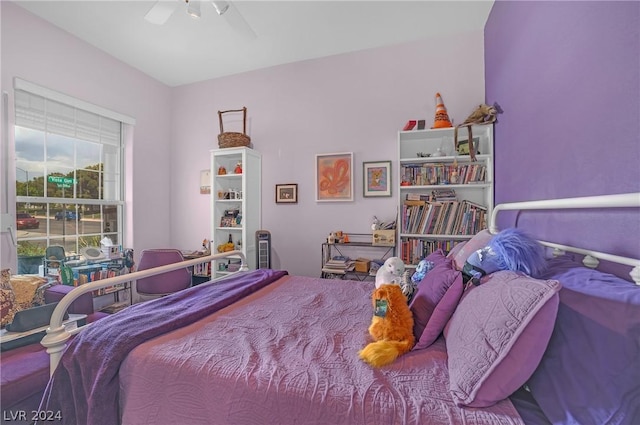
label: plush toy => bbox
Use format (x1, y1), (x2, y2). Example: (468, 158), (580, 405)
(454, 102), (502, 161)
(359, 284), (415, 368)
(411, 258), (435, 284)
(375, 257), (405, 289)
(462, 228), (547, 285)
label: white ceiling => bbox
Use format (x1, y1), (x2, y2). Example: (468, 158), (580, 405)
(14, 0), (494, 87)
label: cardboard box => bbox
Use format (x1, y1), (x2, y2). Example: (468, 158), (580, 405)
(372, 229), (395, 247)
(354, 258), (370, 273)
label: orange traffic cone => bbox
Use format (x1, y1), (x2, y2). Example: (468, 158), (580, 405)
(431, 92), (453, 129)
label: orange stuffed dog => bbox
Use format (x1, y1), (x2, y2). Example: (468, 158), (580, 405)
(359, 284), (415, 367)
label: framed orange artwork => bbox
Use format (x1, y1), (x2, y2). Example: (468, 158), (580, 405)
(315, 152), (353, 202)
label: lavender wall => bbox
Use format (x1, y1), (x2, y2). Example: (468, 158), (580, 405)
(485, 1), (640, 262)
(170, 33), (487, 277)
(0, 2), (173, 271)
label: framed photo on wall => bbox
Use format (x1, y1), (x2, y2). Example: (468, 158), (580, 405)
(275, 184), (298, 204)
(363, 161), (391, 197)
(315, 152), (353, 202)
(200, 170), (211, 194)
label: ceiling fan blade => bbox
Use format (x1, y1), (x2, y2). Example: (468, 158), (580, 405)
(144, 1), (180, 25)
(220, 2), (257, 39)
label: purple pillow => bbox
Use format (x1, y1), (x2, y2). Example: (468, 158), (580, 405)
(413, 271), (463, 350)
(527, 258), (640, 424)
(409, 250), (462, 349)
(452, 229), (493, 271)
(445, 271), (561, 407)
(446, 240), (467, 260)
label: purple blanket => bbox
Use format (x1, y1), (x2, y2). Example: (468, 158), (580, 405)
(38, 269), (287, 425)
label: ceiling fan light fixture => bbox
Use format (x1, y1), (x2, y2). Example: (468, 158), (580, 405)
(212, 1), (230, 16)
(186, 0), (201, 19)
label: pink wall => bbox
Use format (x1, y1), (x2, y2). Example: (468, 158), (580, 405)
(0, 2), (173, 271)
(171, 32), (487, 276)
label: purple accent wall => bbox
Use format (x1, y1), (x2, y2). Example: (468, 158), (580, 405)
(485, 1), (640, 263)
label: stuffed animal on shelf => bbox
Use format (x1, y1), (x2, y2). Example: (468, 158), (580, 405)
(375, 257), (405, 289)
(371, 216), (381, 231)
(454, 102), (502, 161)
(359, 284), (415, 368)
(462, 228), (547, 285)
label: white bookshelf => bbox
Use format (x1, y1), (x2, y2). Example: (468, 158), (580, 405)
(210, 147), (261, 277)
(397, 125), (494, 265)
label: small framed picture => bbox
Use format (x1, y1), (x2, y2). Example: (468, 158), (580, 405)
(456, 137), (480, 155)
(363, 161), (392, 197)
(200, 170), (211, 194)
(275, 184), (298, 204)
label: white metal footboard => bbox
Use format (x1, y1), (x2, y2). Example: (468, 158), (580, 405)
(41, 250), (248, 375)
(489, 193), (640, 285)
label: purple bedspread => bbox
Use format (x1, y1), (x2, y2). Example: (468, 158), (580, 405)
(118, 275), (525, 425)
(37, 269), (287, 425)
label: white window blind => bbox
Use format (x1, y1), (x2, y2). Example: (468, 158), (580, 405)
(14, 90), (122, 146)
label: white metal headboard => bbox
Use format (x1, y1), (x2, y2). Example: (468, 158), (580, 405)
(489, 193), (640, 285)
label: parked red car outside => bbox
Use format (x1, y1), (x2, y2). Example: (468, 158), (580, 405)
(16, 213), (40, 230)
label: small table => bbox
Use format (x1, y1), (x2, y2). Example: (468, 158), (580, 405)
(1, 313), (86, 351)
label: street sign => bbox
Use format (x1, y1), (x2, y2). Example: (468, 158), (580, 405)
(47, 176), (76, 188)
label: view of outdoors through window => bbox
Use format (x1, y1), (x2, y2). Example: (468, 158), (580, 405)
(15, 124), (123, 272)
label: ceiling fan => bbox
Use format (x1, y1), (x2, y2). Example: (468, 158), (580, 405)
(144, 0), (256, 38)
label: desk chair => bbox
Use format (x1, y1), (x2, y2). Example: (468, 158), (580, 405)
(135, 249), (191, 300)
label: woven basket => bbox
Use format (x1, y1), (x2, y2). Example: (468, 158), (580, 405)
(218, 107), (251, 148)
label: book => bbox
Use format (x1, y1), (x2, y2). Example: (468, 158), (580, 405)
(403, 120), (417, 131)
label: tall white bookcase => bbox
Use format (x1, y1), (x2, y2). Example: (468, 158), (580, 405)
(210, 147), (262, 277)
(397, 125), (494, 266)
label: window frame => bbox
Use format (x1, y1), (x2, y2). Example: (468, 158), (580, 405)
(13, 79), (134, 257)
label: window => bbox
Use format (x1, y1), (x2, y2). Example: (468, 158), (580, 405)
(14, 79), (133, 259)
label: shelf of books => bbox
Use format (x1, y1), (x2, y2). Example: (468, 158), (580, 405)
(397, 125), (494, 266)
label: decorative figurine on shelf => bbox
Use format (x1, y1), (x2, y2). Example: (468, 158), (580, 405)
(431, 92), (453, 129)
(234, 161), (242, 174)
(450, 159), (459, 184)
(202, 239), (210, 255)
(217, 235), (235, 253)
(218, 166), (227, 175)
(454, 102), (502, 161)
(432, 147), (445, 157)
(216, 242), (234, 253)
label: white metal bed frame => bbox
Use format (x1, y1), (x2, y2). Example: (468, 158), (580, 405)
(41, 250), (248, 375)
(40, 192), (640, 375)
(489, 193), (640, 285)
